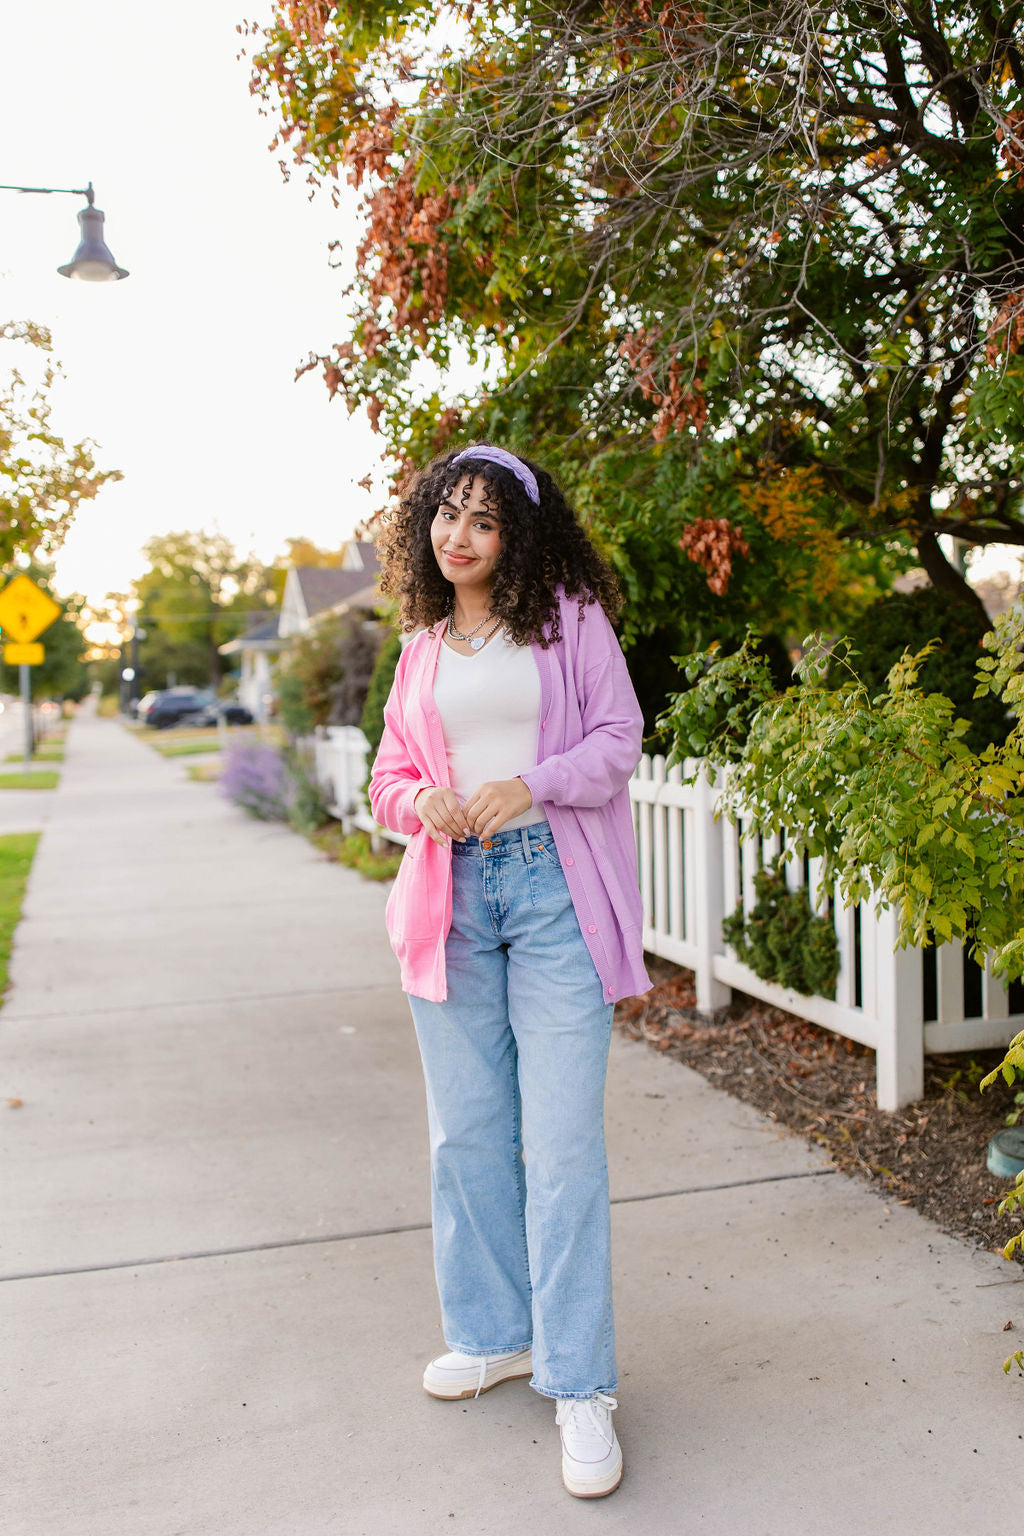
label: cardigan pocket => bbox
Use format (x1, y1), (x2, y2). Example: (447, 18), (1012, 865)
(385, 833), (444, 942)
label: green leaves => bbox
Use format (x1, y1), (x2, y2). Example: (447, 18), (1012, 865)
(660, 613), (1024, 985)
(0, 322), (120, 564)
(657, 632), (779, 777)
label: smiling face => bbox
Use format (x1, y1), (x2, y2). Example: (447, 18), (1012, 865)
(430, 474), (504, 597)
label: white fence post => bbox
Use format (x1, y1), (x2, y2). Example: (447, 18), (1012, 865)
(873, 900), (924, 1111)
(692, 768), (731, 1011)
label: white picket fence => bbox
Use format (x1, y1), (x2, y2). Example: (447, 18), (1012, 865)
(311, 728), (1022, 1111)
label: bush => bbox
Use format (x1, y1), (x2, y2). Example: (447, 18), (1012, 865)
(285, 744), (330, 835)
(220, 741), (288, 820)
(360, 626), (402, 768)
(829, 586), (1009, 752)
(276, 613), (387, 737)
(722, 866), (839, 999)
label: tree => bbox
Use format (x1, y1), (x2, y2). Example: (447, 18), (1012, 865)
(133, 531), (275, 690)
(247, 0), (1024, 645)
(1, 321), (120, 562)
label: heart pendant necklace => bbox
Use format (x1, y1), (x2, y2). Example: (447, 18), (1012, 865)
(469, 618), (503, 651)
(448, 613), (502, 651)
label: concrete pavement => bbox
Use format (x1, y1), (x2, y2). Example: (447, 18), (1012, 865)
(2, 710), (1021, 1535)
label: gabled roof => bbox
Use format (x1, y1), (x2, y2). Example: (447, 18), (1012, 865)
(279, 543), (381, 637)
(295, 544), (381, 617)
(294, 566), (373, 617)
(218, 612), (283, 657)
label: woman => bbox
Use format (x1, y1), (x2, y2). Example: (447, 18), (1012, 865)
(368, 444), (650, 1499)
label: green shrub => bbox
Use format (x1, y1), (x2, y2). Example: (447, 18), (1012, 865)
(285, 744), (331, 836)
(722, 865), (839, 999)
(360, 626), (402, 768)
(276, 613), (387, 737)
(829, 586), (1009, 752)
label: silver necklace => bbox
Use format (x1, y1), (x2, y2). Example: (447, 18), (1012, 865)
(448, 614), (502, 652)
(447, 608), (492, 639)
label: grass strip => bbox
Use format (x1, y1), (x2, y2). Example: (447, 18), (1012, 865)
(310, 824), (403, 881)
(0, 772), (59, 790)
(152, 741), (223, 758)
(186, 762), (221, 782)
(4, 750), (64, 764)
(0, 832), (40, 997)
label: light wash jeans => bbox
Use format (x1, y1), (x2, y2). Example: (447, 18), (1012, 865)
(407, 821), (616, 1401)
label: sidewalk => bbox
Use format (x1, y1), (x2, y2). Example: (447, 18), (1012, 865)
(2, 712), (1021, 1536)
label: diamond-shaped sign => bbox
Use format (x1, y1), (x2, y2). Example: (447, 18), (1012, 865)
(0, 575), (61, 643)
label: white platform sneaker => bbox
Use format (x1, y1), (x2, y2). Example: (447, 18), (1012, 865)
(555, 1392), (623, 1497)
(422, 1347), (533, 1400)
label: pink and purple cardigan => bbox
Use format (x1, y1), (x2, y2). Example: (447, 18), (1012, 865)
(369, 589), (652, 1005)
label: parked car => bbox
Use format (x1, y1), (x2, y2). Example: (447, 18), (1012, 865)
(145, 688), (218, 729)
(134, 691), (161, 723)
(144, 689), (254, 729)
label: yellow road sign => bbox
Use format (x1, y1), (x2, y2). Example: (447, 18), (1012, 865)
(0, 574), (61, 643)
(3, 642), (44, 665)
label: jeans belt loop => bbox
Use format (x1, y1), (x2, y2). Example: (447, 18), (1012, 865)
(520, 826), (533, 863)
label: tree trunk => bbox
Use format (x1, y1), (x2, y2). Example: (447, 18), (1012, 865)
(915, 530), (991, 630)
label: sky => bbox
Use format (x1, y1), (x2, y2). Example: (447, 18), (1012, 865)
(0, 0), (383, 608)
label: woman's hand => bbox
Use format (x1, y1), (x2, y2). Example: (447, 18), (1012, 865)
(463, 778), (533, 838)
(414, 786), (473, 847)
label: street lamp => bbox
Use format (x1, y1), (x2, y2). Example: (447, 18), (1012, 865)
(0, 181), (128, 281)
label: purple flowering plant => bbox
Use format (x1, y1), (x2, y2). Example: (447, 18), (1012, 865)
(219, 740), (288, 821)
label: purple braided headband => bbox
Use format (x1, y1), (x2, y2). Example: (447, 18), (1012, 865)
(450, 444), (540, 506)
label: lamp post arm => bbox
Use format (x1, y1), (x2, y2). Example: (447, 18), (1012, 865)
(0, 182), (95, 203)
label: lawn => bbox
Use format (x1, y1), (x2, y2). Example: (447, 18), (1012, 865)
(0, 832), (40, 997)
(4, 750), (65, 764)
(0, 772), (59, 790)
(151, 740), (223, 758)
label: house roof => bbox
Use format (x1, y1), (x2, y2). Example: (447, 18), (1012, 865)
(218, 612), (283, 656)
(294, 547), (381, 619)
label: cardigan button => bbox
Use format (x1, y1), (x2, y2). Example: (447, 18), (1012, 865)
(588, 924), (597, 934)
(564, 856), (574, 867)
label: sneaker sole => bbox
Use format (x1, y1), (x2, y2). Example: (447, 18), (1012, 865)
(563, 1463), (624, 1499)
(423, 1363), (533, 1400)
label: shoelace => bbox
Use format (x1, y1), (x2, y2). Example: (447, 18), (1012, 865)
(555, 1392), (618, 1445)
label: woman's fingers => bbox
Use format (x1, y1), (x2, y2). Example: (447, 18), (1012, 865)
(464, 778), (532, 835)
(414, 786), (470, 843)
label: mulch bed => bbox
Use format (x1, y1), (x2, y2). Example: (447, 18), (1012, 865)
(614, 958), (1024, 1260)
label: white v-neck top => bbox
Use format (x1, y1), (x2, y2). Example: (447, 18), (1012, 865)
(433, 629), (546, 830)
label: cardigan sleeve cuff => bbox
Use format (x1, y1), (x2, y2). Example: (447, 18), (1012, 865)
(519, 761), (563, 807)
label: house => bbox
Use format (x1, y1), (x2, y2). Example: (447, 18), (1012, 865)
(219, 542), (382, 721)
(278, 542), (381, 638)
(217, 613), (284, 724)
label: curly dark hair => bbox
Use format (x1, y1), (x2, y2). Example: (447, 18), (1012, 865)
(377, 447), (621, 646)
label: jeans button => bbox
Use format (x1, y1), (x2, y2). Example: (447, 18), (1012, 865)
(481, 838), (492, 849)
